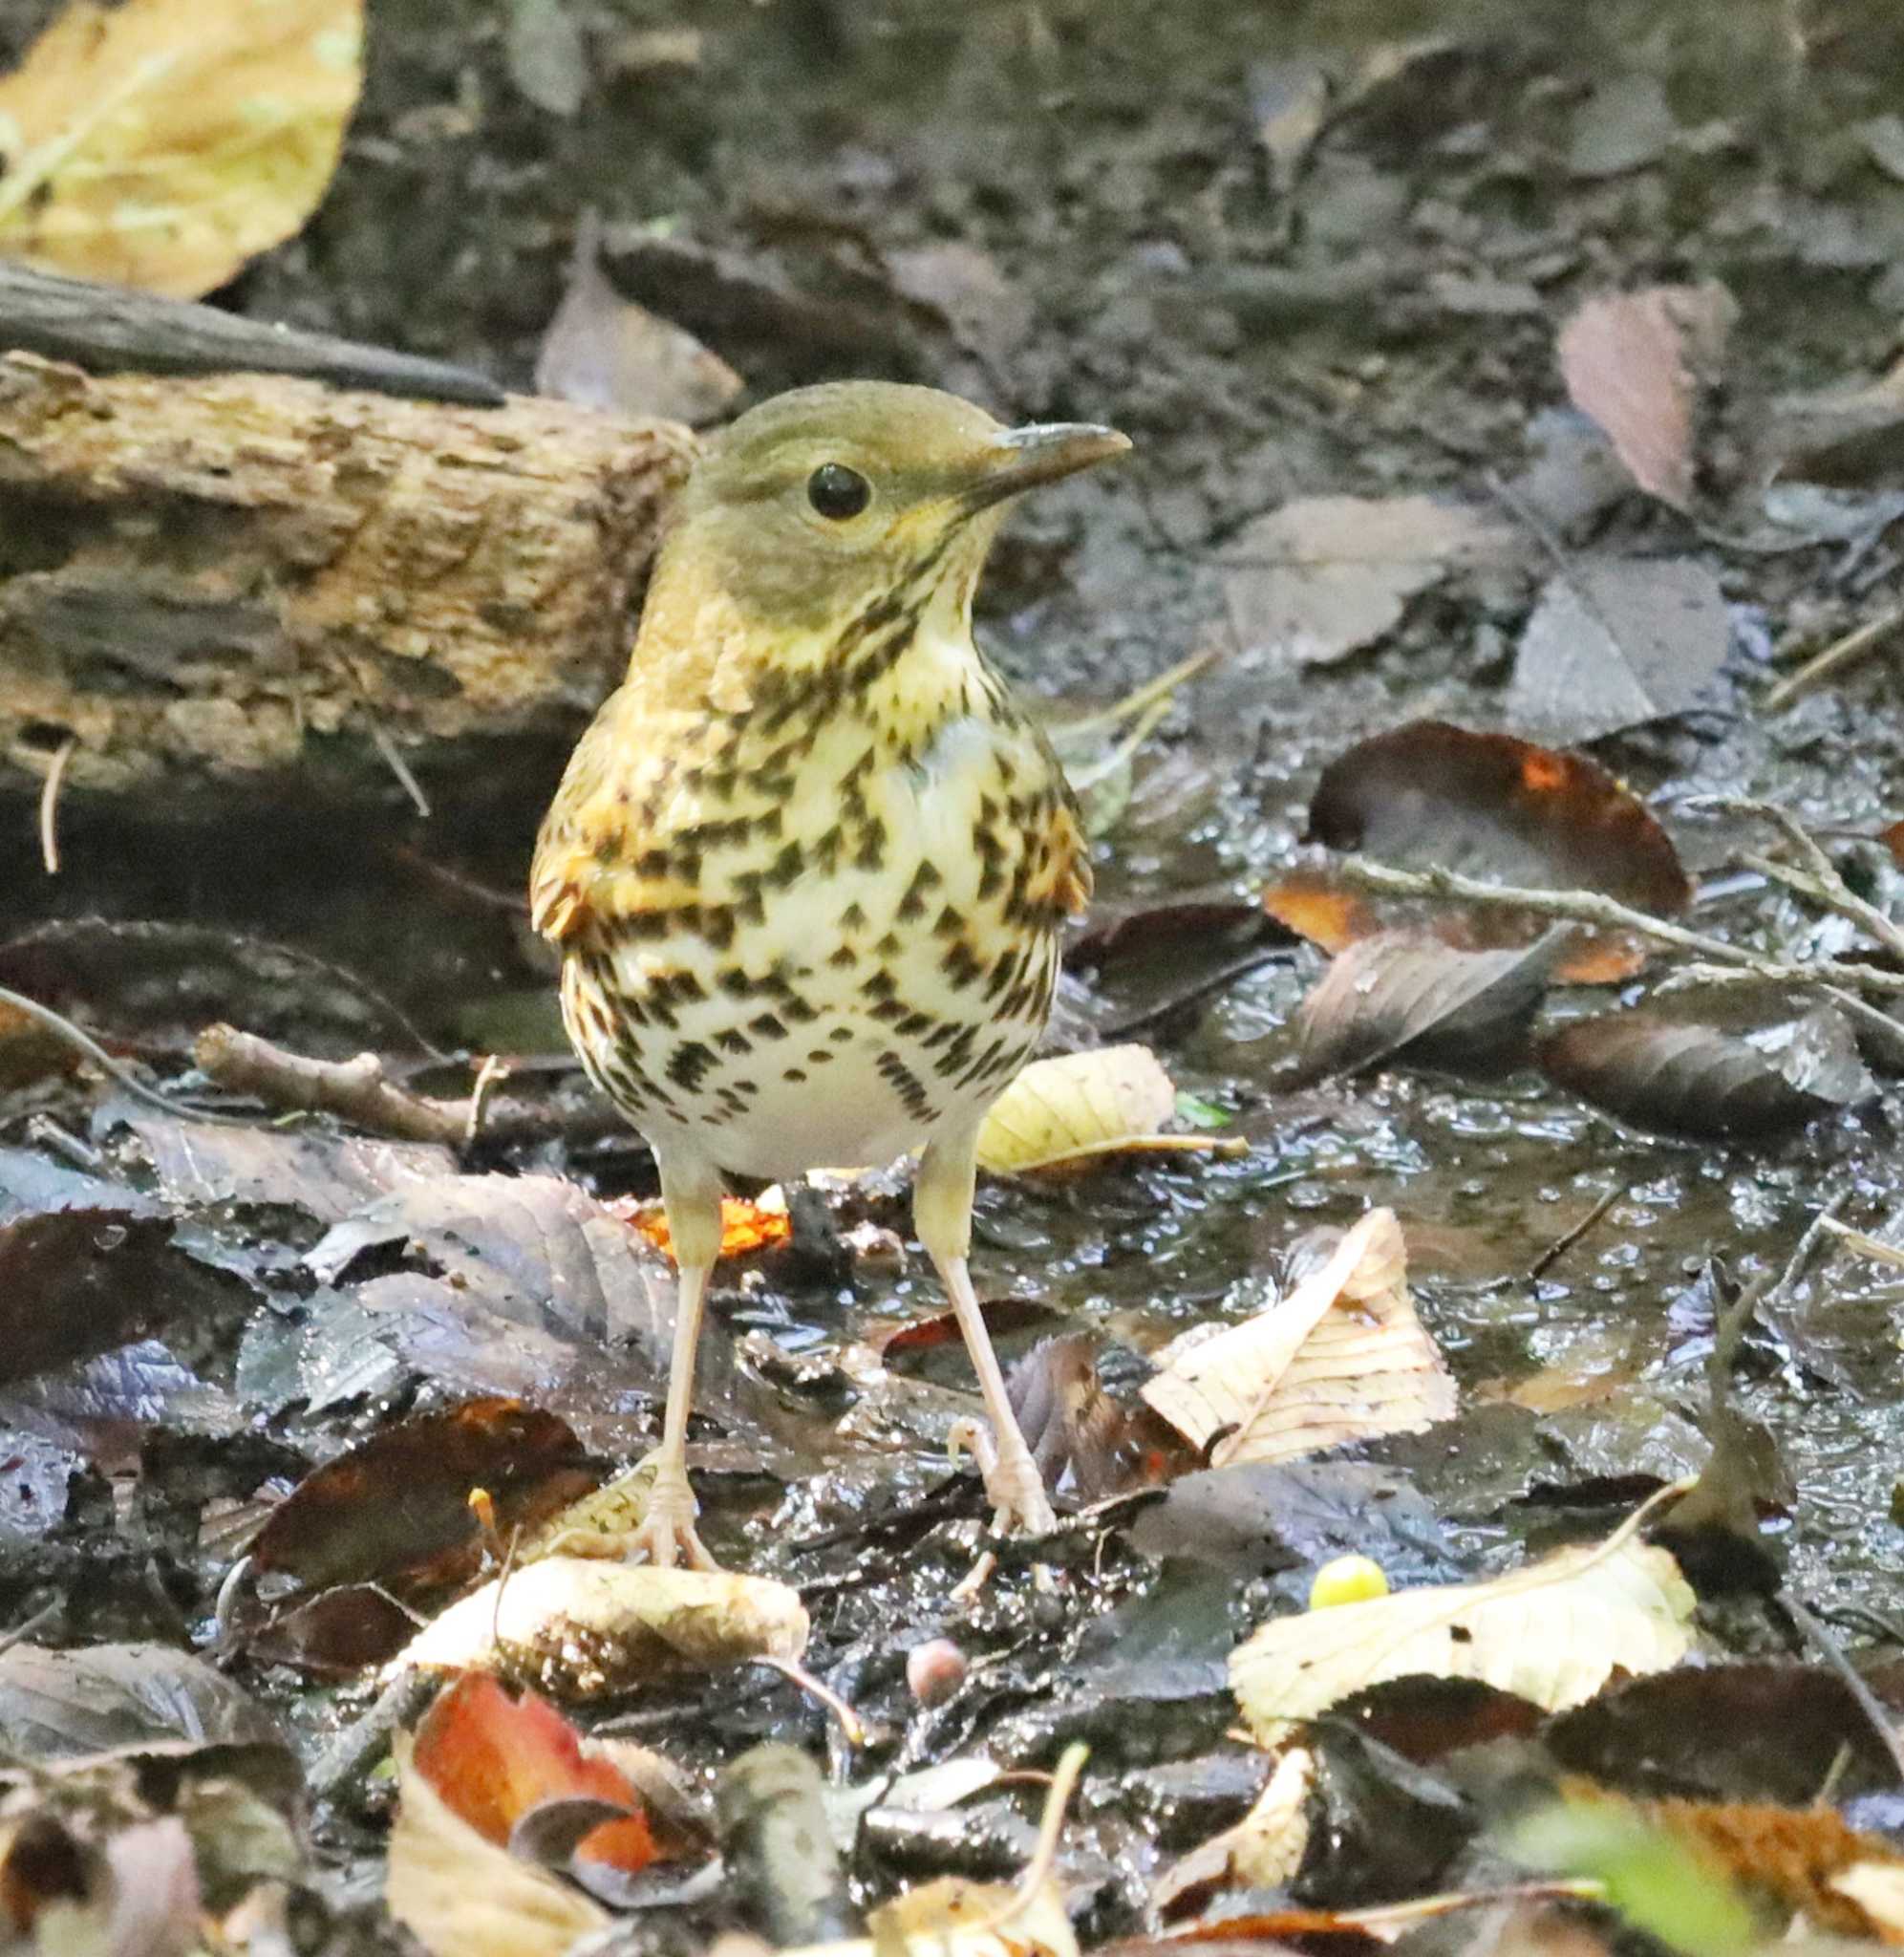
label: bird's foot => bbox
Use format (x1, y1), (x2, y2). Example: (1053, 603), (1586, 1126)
(626, 1456), (718, 1570)
(949, 1418), (1058, 1538)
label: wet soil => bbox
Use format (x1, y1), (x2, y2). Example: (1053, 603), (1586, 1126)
(3, 0), (1904, 1935)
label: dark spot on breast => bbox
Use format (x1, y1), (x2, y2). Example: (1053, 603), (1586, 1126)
(666, 1041), (717, 1093)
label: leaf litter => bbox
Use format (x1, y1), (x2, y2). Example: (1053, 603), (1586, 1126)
(11, 6), (1904, 1954)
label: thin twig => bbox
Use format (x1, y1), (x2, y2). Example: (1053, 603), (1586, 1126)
(37, 735), (75, 875)
(1334, 858), (1904, 997)
(1778, 1592), (1904, 1784)
(753, 1654), (867, 1748)
(0, 980), (254, 1125)
(1686, 795), (1904, 962)
(1742, 852), (1904, 964)
(464, 1053), (510, 1146)
(1763, 601), (1904, 712)
(1682, 792), (1839, 881)
(332, 651), (432, 818)
(1816, 1214), (1904, 1270)
(193, 1021), (623, 1149)
(0, 1598), (60, 1659)
(1525, 1182), (1623, 1284)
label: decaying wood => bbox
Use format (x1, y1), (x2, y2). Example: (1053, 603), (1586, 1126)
(0, 350), (696, 797)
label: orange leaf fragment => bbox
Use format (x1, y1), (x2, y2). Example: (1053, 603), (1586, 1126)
(413, 1671), (654, 1876)
(616, 1192), (791, 1261)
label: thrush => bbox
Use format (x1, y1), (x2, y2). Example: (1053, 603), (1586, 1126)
(530, 380), (1130, 1569)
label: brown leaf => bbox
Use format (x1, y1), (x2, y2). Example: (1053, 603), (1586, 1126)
(249, 1398), (596, 1594)
(1306, 720), (1691, 914)
(1544, 1663), (1904, 1808)
(1291, 930), (1563, 1081)
(1557, 285), (1737, 509)
(1539, 1002), (1876, 1141)
(0, 1154), (244, 1387)
(536, 211), (742, 424)
(1223, 495), (1521, 668)
(0, 0), (363, 299)
(1007, 1334), (1188, 1503)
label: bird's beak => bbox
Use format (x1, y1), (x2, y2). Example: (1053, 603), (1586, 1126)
(957, 421), (1132, 510)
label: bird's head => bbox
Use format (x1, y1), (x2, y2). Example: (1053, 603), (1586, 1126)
(639, 381), (1130, 649)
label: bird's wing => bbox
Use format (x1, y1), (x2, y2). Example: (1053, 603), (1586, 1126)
(528, 691), (702, 943)
(1030, 728), (1094, 921)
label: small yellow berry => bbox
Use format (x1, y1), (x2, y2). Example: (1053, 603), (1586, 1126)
(1308, 1555), (1389, 1608)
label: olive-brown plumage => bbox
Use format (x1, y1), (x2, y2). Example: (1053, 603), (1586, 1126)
(533, 380), (1129, 1568)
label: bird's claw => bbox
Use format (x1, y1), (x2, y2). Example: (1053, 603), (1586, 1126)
(628, 1457), (718, 1571)
(949, 1417), (1057, 1538)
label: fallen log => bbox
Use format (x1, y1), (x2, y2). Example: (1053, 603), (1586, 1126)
(0, 348), (695, 800)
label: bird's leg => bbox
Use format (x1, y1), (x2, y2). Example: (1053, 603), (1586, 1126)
(631, 1149), (724, 1570)
(915, 1129), (1057, 1538)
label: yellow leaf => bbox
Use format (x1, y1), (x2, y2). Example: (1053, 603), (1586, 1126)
(1141, 1208), (1455, 1466)
(1230, 1529), (1696, 1746)
(396, 1559), (809, 1699)
(0, 0), (363, 298)
(387, 1736), (609, 1957)
(975, 1044), (1244, 1176)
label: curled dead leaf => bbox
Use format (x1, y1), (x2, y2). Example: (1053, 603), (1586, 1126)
(388, 1734), (610, 1957)
(1142, 1210), (1454, 1470)
(0, 0), (364, 299)
(411, 1673), (658, 1883)
(975, 1046), (1246, 1176)
(1291, 930), (1563, 1081)
(1307, 720), (1690, 914)
(396, 1559), (809, 1699)
(1230, 1526), (1696, 1746)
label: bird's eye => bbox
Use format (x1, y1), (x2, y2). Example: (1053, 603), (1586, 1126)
(807, 462), (871, 520)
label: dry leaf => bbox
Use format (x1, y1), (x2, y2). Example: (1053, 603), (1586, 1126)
(1290, 930), (1563, 1080)
(1152, 1746), (1315, 1913)
(858, 1879), (1076, 1957)
(388, 1735), (610, 1957)
(0, 0), (364, 299)
(615, 1189), (791, 1262)
(396, 1559), (809, 1699)
(1230, 1529), (1696, 1745)
(536, 211), (743, 424)
(1557, 285), (1737, 510)
(1223, 494), (1520, 667)
(1507, 557), (1731, 745)
(1142, 1210), (1455, 1467)
(975, 1045), (1243, 1176)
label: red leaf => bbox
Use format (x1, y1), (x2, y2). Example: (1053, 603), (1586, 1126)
(414, 1672), (654, 1877)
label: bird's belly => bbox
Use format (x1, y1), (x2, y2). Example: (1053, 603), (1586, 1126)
(565, 886), (1057, 1181)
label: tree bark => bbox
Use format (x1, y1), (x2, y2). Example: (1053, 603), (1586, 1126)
(0, 350), (695, 799)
